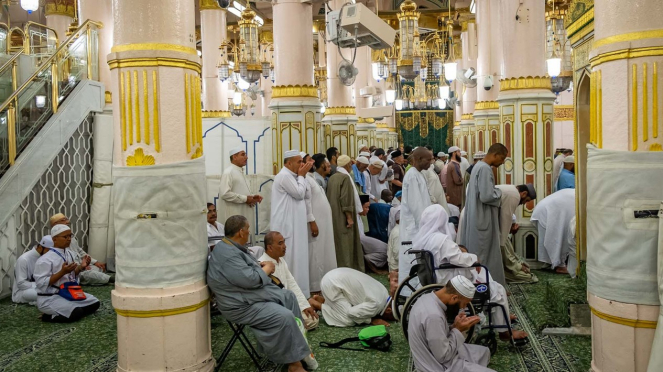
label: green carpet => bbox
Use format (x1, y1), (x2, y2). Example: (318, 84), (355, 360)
(0, 271), (591, 372)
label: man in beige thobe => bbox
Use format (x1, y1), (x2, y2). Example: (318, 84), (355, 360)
(218, 146), (262, 242)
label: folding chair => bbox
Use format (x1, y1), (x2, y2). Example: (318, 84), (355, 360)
(215, 321), (280, 372)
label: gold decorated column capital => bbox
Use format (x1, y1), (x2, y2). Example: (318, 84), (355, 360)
(45, 0), (75, 17)
(200, 0), (224, 10)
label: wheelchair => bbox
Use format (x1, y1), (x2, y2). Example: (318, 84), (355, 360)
(394, 241), (526, 355)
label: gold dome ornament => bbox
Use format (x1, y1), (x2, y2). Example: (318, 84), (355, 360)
(399, 0), (418, 14)
(126, 148), (155, 166)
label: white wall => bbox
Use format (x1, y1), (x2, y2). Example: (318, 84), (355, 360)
(554, 90), (574, 150)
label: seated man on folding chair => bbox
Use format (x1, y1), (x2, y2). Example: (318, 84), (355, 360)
(207, 215), (318, 372)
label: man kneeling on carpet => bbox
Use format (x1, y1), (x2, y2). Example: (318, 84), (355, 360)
(207, 215), (318, 372)
(259, 231), (320, 330)
(34, 225), (100, 322)
(12, 235), (53, 305)
(408, 276), (495, 372)
(308, 267), (394, 327)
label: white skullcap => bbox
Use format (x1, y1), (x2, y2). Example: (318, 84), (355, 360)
(50, 224), (71, 238)
(299, 152), (308, 159)
(359, 151), (371, 157)
(229, 146), (244, 156)
(448, 146), (460, 153)
(370, 160), (384, 168)
(460, 151), (467, 156)
(437, 152), (444, 157)
(39, 235), (54, 248)
(450, 276), (476, 299)
(284, 149), (300, 159)
(356, 157), (369, 165)
(563, 156), (575, 164)
(337, 155), (352, 167)
(473, 151), (486, 159)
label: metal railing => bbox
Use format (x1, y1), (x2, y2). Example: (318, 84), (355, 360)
(0, 19), (101, 174)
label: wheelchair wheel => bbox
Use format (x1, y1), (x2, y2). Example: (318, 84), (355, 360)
(392, 274), (422, 321)
(476, 332), (498, 356)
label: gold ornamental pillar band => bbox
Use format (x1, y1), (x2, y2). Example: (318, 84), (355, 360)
(109, 1), (213, 372)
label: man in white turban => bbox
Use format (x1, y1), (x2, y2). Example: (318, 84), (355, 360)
(34, 224), (100, 322)
(218, 146), (263, 243)
(12, 235), (53, 305)
(408, 275), (494, 372)
(50, 213), (110, 285)
(270, 150), (314, 298)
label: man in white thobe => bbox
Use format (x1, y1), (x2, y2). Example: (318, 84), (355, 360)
(270, 149), (313, 298)
(423, 151), (450, 214)
(309, 267), (394, 327)
(206, 203), (224, 251)
(408, 276), (494, 372)
(495, 184), (538, 284)
(531, 188), (576, 274)
(13, 236), (52, 305)
(460, 150), (470, 176)
(305, 153), (338, 292)
(369, 149), (389, 199)
(50, 213), (110, 285)
(399, 147), (434, 286)
(218, 146), (263, 243)
(259, 231), (320, 330)
(34, 224), (100, 322)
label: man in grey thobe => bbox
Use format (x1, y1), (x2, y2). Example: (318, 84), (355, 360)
(408, 276), (494, 372)
(458, 144), (508, 286)
(207, 215), (314, 371)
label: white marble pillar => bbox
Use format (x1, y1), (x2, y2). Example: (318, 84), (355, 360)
(200, 0), (229, 112)
(78, 0), (113, 103)
(107, 1), (213, 371)
(269, 0), (321, 170)
(585, 1), (663, 371)
(321, 0), (357, 157)
(45, 0), (74, 44)
(354, 46), (376, 148)
(461, 20), (477, 160)
(474, 0), (501, 158)
(497, 0), (556, 265)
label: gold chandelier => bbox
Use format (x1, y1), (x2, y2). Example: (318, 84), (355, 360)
(217, 2), (273, 84)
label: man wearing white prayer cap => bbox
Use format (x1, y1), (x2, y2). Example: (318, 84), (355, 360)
(459, 150), (470, 181)
(435, 152), (447, 171)
(408, 275), (495, 372)
(50, 213), (110, 285)
(271, 149), (314, 298)
(359, 151), (371, 158)
(12, 235), (53, 305)
(33, 224), (100, 322)
(358, 143), (369, 154)
(219, 146), (263, 243)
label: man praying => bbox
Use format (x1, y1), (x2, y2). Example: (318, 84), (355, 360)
(305, 153), (337, 292)
(556, 155), (575, 191)
(458, 143), (508, 286)
(50, 213), (110, 285)
(399, 147), (434, 286)
(531, 189), (576, 274)
(309, 267), (394, 327)
(446, 146), (464, 208)
(327, 155), (364, 272)
(13, 235), (52, 305)
(271, 149), (313, 298)
(259, 231), (320, 330)
(34, 224), (100, 322)
(408, 275), (494, 372)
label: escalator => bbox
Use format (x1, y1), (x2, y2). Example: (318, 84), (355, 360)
(0, 19), (102, 177)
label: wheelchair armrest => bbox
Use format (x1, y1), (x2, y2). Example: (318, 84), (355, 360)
(402, 241), (413, 246)
(437, 262), (484, 269)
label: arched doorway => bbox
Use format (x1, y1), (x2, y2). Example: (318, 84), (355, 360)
(575, 69), (591, 262)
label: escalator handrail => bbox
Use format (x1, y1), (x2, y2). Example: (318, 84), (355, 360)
(0, 19), (103, 113)
(0, 49), (25, 78)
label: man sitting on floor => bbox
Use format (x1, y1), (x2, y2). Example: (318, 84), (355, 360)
(207, 215), (317, 372)
(50, 213), (110, 285)
(308, 267), (394, 327)
(408, 275), (494, 372)
(357, 195), (388, 273)
(13, 235), (53, 305)
(259, 231), (320, 330)
(34, 225), (100, 322)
